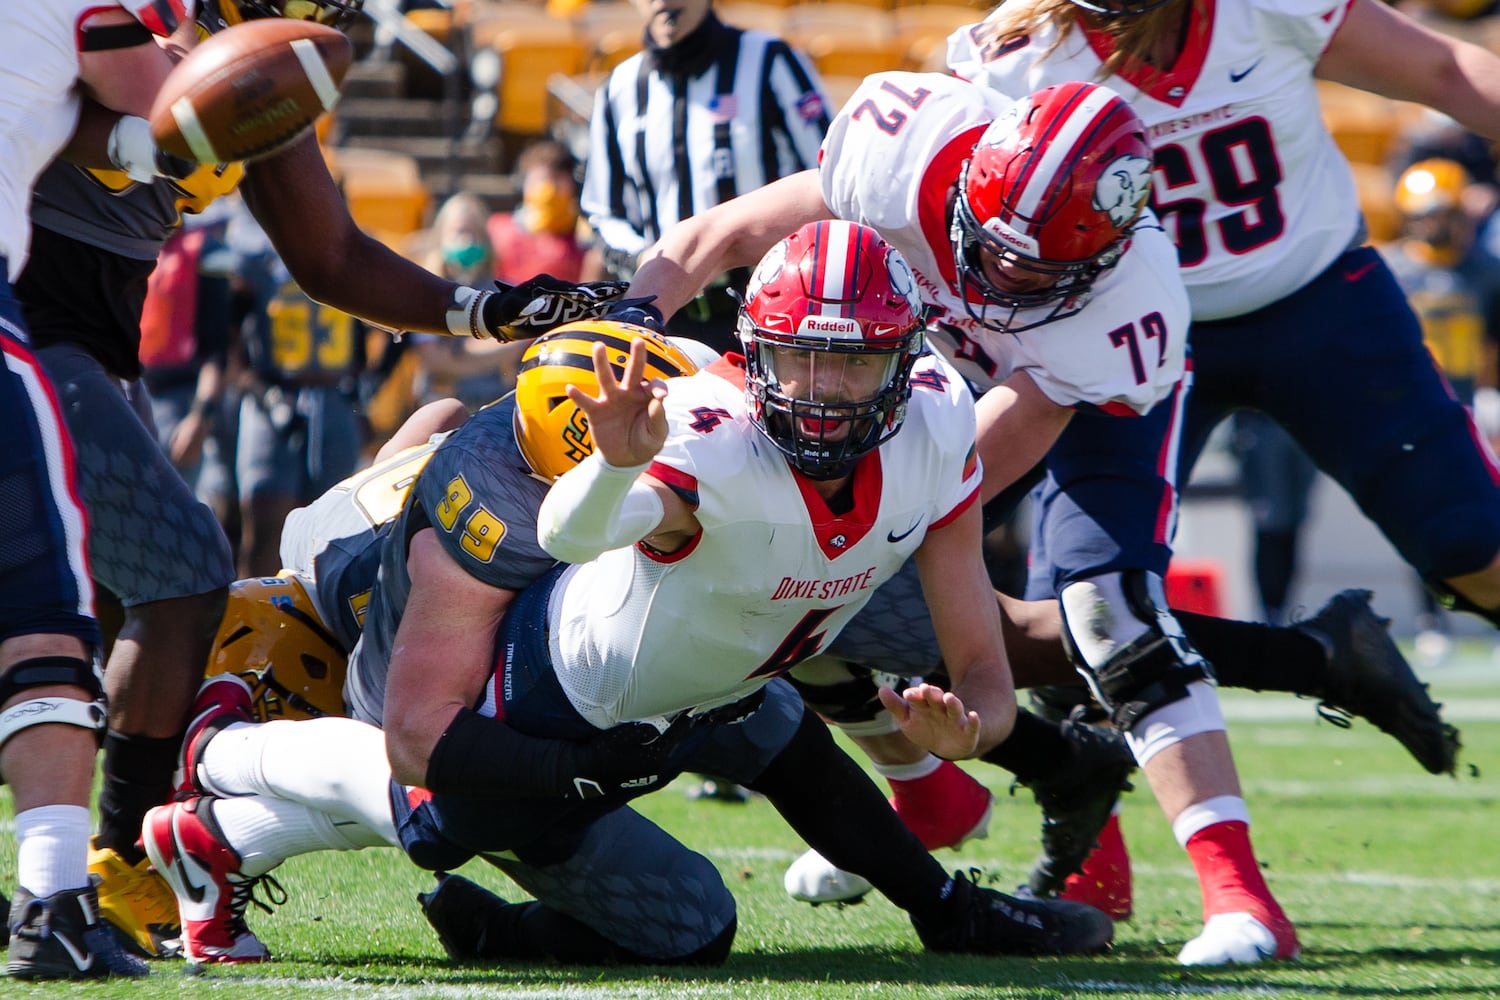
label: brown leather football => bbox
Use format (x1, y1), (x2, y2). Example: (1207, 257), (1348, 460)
(149, 19), (352, 164)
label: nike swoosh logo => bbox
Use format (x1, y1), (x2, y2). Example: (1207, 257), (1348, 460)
(887, 518), (923, 544)
(55, 931), (95, 972)
(172, 815), (209, 904)
(1229, 59), (1262, 83)
(1345, 261), (1378, 282)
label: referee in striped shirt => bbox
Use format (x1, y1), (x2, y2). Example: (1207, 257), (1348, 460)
(581, 0), (832, 355)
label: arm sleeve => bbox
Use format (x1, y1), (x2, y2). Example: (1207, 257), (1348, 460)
(536, 453), (666, 564)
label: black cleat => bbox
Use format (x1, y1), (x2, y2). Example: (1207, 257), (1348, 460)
(7, 878), (150, 979)
(418, 872), (512, 961)
(913, 869), (1113, 956)
(1297, 588), (1461, 776)
(1018, 707), (1137, 898)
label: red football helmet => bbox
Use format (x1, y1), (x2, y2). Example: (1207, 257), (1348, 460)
(121, 0), (193, 35)
(952, 81), (1153, 332)
(738, 220), (927, 480)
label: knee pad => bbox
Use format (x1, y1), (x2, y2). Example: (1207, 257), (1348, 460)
(0, 655), (108, 761)
(1058, 571), (1214, 732)
(786, 655), (926, 733)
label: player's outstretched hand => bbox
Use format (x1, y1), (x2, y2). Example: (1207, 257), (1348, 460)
(878, 682), (981, 761)
(480, 275), (629, 340)
(566, 338), (669, 468)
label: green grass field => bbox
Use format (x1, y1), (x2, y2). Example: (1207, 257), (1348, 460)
(6, 642), (1500, 999)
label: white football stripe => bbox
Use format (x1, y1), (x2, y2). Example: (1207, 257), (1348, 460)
(1011, 90), (1109, 225)
(292, 38), (342, 110)
(817, 220), (853, 318)
(171, 97), (220, 164)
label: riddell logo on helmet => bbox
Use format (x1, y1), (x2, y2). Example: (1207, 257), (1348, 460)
(798, 315), (861, 338)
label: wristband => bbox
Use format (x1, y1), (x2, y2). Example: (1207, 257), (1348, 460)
(446, 286), (495, 340)
(107, 116), (163, 184)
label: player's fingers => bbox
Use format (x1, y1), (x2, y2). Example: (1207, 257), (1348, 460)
(876, 686), (910, 719)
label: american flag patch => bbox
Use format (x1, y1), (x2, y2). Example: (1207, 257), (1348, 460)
(709, 95), (737, 123)
(797, 92), (825, 123)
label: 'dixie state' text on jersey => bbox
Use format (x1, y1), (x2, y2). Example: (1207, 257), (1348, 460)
(947, 0), (1357, 321)
(543, 352), (981, 731)
(818, 71), (1187, 415)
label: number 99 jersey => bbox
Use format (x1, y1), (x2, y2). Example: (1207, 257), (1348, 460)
(946, 0), (1357, 321)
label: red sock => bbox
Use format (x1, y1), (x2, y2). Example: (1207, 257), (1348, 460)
(1185, 820), (1300, 958)
(886, 760), (992, 850)
(1062, 811), (1132, 920)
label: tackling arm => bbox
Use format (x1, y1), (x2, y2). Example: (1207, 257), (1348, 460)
(628, 170), (834, 321)
(975, 372), (1074, 504)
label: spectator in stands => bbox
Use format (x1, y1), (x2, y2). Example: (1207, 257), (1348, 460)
(581, 0), (832, 356)
(140, 215), (238, 535)
(1230, 413), (1318, 626)
(226, 209), (370, 577)
(489, 139), (589, 285)
(413, 193), (525, 412)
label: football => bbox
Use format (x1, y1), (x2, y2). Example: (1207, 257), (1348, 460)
(149, 19), (353, 164)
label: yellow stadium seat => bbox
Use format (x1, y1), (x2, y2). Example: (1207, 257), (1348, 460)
(892, 4), (978, 71)
(784, 5), (903, 78)
(404, 6), (456, 45)
(718, 2), (787, 35)
(328, 147), (432, 244)
(572, 3), (644, 73)
(490, 20), (588, 135)
(1349, 162), (1400, 244)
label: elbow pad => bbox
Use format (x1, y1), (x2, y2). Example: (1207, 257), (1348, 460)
(537, 454), (664, 564)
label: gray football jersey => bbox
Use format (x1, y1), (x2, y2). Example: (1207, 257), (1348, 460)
(344, 395), (557, 726)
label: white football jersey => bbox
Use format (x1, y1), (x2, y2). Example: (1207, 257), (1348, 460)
(0, 2), (130, 279)
(948, 0), (1357, 320)
(818, 71), (1188, 414)
(546, 352), (982, 729)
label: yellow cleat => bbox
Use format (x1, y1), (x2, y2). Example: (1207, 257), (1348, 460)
(87, 837), (182, 959)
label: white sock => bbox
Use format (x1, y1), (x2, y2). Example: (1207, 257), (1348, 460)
(1171, 795), (1252, 849)
(873, 754), (942, 782)
(213, 795), (390, 880)
(15, 804), (91, 898)
(201, 717), (397, 844)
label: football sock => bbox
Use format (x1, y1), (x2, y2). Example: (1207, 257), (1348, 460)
(15, 804), (92, 898)
(1175, 611), (1326, 698)
(202, 717), (398, 845)
(747, 708), (956, 926)
(978, 708), (1071, 782)
(1184, 819), (1298, 957)
(96, 731), (178, 864)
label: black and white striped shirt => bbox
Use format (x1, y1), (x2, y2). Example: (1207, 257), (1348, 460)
(581, 13), (831, 274)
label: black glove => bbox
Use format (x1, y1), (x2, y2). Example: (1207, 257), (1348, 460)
(478, 274), (629, 341)
(601, 296), (667, 334)
(563, 715), (696, 800)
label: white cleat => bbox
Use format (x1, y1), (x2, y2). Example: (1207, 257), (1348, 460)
(1177, 912), (1279, 966)
(783, 849), (873, 905)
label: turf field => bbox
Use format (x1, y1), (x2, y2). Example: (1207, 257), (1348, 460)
(5, 641), (1500, 999)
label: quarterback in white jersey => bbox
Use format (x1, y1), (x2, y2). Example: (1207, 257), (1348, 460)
(547, 342), (981, 729)
(543, 220), (1012, 754)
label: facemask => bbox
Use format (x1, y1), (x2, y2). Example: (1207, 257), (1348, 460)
(442, 242), (488, 273)
(523, 179), (579, 236)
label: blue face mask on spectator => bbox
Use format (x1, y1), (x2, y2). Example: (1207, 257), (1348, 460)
(443, 242), (487, 272)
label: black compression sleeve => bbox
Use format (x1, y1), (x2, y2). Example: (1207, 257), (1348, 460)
(424, 707), (576, 798)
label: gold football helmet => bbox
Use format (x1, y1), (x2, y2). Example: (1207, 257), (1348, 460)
(205, 572), (347, 721)
(513, 320), (699, 480)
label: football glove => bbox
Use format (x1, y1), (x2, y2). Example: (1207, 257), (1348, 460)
(477, 275), (631, 341)
(564, 714), (696, 800)
(601, 297), (667, 334)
